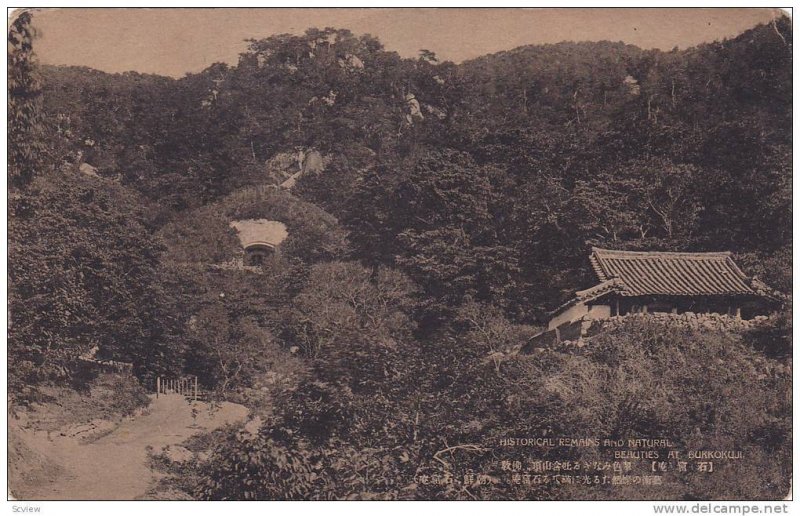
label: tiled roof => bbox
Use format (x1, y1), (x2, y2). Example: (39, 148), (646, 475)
(550, 248), (783, 317)
(589, 247), (757, 297)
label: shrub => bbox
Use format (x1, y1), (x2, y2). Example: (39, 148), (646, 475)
(8, 170), (171, 395)
(157, 206), (240, 264)
(520, 318), (792, 500)
(193, 431), (318, 500)
(189, 298), (791, 500)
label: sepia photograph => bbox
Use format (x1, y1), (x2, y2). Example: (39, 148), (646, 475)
(5, 6), (793, 508)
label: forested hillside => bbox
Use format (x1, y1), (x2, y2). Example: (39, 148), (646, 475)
(8, 12), (792, 500)
(36, 20), (791, 320)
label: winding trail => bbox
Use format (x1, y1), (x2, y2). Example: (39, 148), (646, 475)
(15, 394), (248, 500)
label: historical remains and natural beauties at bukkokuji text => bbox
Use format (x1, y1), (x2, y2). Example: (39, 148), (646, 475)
(7, 9), (792, 501)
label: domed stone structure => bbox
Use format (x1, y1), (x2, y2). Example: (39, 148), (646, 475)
(229, 219), (288, 266)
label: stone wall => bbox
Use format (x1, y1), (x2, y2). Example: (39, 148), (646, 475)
(523, 312), (774, 353)
(587, 312), (771, 335)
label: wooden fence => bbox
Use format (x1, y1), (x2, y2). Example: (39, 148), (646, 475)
(156, 375), (199, 400)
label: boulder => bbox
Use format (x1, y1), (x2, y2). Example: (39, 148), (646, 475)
(79, 163), (99, 178)
(243, 416), (263, 435)
(163, 445), (194, 464)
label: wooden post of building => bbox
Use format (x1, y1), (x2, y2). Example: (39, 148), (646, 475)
(194, 376), (198, 401)
(156, 376), (160, 398)
(735, 307), (742, 319)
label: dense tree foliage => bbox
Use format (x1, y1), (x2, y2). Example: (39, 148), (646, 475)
(40, 19), (790, 317)
(9, 11), (47, 188)
(8, 170), (181, 391)
(194, 315), (790, 500)
(9, 13), (184, 392)
(11, 13), (792, 499)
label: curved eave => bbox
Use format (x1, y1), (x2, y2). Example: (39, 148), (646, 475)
(548, 281), (782, 319)
(550, 279), (623, 317)
(244, 241), (277, 252)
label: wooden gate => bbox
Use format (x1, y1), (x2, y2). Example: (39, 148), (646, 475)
(156, 375), (199, 400)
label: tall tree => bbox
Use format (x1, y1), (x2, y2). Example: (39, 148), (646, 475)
(8, 11), (47, 188)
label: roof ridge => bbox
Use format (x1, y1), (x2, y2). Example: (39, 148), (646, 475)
(589, 251), (608, 281)
(591, 247), (733, 259)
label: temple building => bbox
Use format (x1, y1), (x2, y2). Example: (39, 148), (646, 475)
(538, 247), (784, 342)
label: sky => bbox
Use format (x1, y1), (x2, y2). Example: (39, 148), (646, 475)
(27, 8), (784, 78)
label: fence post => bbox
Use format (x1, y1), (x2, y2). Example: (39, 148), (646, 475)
(156, 376), (202, 398)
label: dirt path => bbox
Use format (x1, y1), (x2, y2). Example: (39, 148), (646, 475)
(14, 394), (248, 500)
